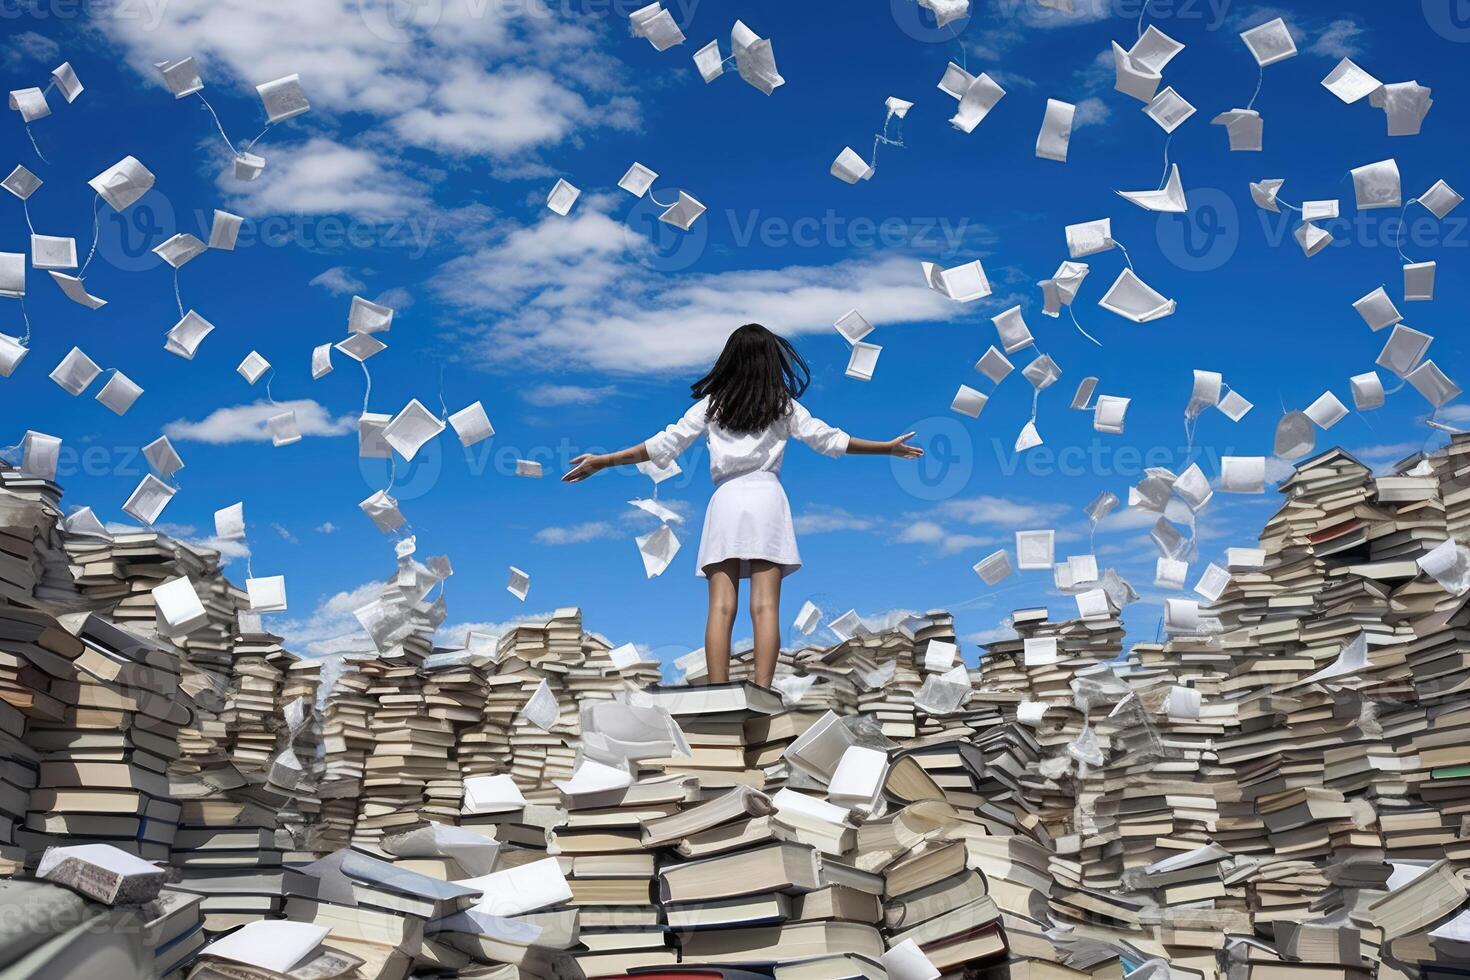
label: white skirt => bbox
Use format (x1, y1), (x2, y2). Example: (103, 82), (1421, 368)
(695, 471), (801, 578)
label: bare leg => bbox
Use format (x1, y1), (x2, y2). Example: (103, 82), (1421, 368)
(748, 560), (783, 689)
(704, 560), (740, 684)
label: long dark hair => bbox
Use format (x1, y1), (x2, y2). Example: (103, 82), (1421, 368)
(691, 324), (811, 433)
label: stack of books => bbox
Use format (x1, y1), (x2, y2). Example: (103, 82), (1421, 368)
(20, 613), (186, 864)
(317, 666), (374, 853)
(6, 439), (1470, 978)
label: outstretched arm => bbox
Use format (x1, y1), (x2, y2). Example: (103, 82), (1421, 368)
(788, 401), (922, 460)
(846, 433), (924, 458)
(562, 443), (649, 483)
(564, 398), (711, 483)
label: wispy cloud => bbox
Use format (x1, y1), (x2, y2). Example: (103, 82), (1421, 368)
(935, 495), (1071, 527)
(794, 506), (878, 535)
(310, 266), (367, 295)
(1231, 6), (1367, 59)
(270, 578), (385, 658)
(222, 137), (433, 219)
(432, 201), (969, 375)
(896, 520), (993, 556)
(522, 384), (620, 407)
(534, 521), (618, 545)
(164, 399), (355, 444)
(1072, 97), (1111, 129)
(3, 31), (59, 68)
(1309, 18), (1366, 58)
(101, 0), (637, 163)
(1350, 441), (1423, 461)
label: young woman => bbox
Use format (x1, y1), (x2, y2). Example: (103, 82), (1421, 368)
(562, 323), (923, 689)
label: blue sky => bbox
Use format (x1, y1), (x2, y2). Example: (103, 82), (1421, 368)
(2, 0), (1465, 669)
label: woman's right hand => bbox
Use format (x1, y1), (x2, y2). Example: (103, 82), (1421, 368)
(562, 453), (609, 483)
(887, 432), (924, 459)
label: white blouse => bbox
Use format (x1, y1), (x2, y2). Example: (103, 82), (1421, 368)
(644, 397), (851, 484)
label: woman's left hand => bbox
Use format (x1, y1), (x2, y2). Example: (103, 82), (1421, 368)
(562, 453), (609, 482)
(888, 433), (923, 459)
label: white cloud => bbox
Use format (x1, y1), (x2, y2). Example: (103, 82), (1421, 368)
(794, 507), (877, 535)
(1439, 405), (1470, 423)
(4, 31), (59, 67)
(392, 64), (637, 157)
(270, 578), (385, 657)
(1350, 441), (1424, 462)
(935, 495), (1070, 527)
(433, 203), (966, 374)
(164, 399), (355, 444)
(310, 266), (367, 295)
(1022, 0), (1116, 27)
(316, 522), (338, 534)
(522, 384), (619, 407)
(1231, 7), (1365, 59)
(1072, 97), (1111, 129)
(99, 0), (636, 161)
(967, 619), (1017, 646)
(222, 137), (431, 218)
(374, 287), (414, 311)
(895, 519), (992, 556)
(534, 521), (618, 545)
(272, 522), (299, 544)
(194, 536), (252, 564)
(1309, 18), (1365, 58)
(897, 521), (945, 544)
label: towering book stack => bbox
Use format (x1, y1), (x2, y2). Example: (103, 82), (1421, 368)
(223, 632), (287, 779)
(354, 660), (447, 847)
(0, 602), (70, 874)
(0, 489), (47, 604)
(20, 614), (185, 864)
(557, 775), (679, 975)
(1431, 434), (1470, 544)
(276, 657), (324, 860)
(420, 653), (490, 822)
(316, 666), (374, 853)
(0, 470), (81, 608)
(490, 612), (584, 791)
(168, 795), (287, 934)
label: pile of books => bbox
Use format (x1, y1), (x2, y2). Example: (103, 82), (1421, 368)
(6, 439), (1470, 978)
